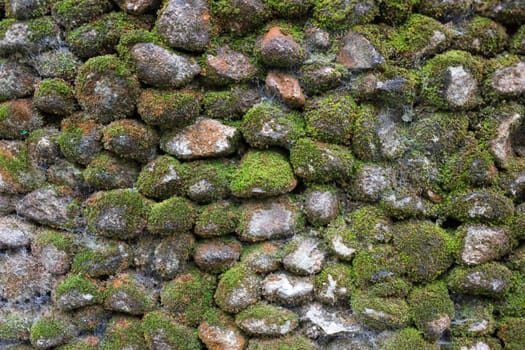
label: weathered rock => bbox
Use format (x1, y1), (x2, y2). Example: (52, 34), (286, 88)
(0, 99), (43, 140)
(142, 311), (201, 350)
(0, 215), (36, 249)
(0, 61), (37, 102)
(475, 0), (525, 25)
(72, 238), (131, 277)
(237, 196), (300, 242)
(161, 118), (239, 160)
(16, 187), (82, 230)
(54, 274), (102, 311)
(51, 0), (113, 30)
(260, 26), (304, 67)
(83, 153), (139, 191)
(445, 190), (514, 224)
(206, 46), (257, 86)
(130, 42), (201, 88)
(0, 140), (44, 194)
(451, 297), (495, 337)
(299, 62), (348, 95)
(47, 160), (87, 193)
(136, 155), (189, 200)
(301, 303), (361, 338)
(305, 26), (330, 50)
(115, 0), (160, 13)
(351, 164), (393, 202)
(30, 317), (75, 349)
(381, 189), (434, 219)
(100, 316), (147, 349)
(241, 242), (282, 274)
(198, 316), (247, 350)
(58, 115), (103, 165)
(235, 302), (298, 337)
(212, 0), (267, 34)
(0, 17), (60, 55)
(247, 335), (318, 350)
(215, 263), (261, 313)
(204, 86), (262, 120)
(351, 290), (411, 330)
(486, 103), (525, 168)
(448, 263), (512, 297)
(0, 193), (23, 215)
(282, 236), (325, 276)
(265, 72), (305, 108)
(153, 234), (194, 279)
(31, 48), (82, 81)
(104, 273), (156, 315)
(156, 0), (210, 52)
(31, 230), (76, 275)
(185, 159), (235, 204)
(194, 200), (239, 237)
(314, 262), (354, 304)
(102, 119), (159, 163)
(262, 273), (314, 305)
(490, 61), (525, 97)
(304, 186), (339, 226)
(5, 0), (52, 19)
(459, 225), (512, 266)
(336, 30), (385, 70)
(26, 127), (61, 167)
(194, 238), (242, 273)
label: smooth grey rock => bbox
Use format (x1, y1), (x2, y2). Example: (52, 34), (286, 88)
(262, 273), (314, 305)
(194, 239), (242, 273)
(376, 108), (407, 159)
(301, 303), (360, 338)
(130, 43), (201, 88)
(282, 237), (325, 275)
(156, 0), (210, 52)
(304, 188), (339, 225)
(491, 61), (525, 96)
(336, 30), (385, 70)
(115, 0), (160, 14)
(0, 215), (36, 249)
(445, 65), (478, 109)
(460, 225), (511, 266)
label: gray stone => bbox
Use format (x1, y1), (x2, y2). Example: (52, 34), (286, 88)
(0, 193), (23, 215)
(72, 238), (131, 278)
(381, 189), (433, 219)
(161, 118), (239, 160)
(262, 273), (314, 305)
(301, 303), (360, 338)
(206, 46), (257, 85)
(491, 61), (525, 96)
(304, 188), (339, 225)
(351, 164), (393, 202)
(488, 104), (524, 168)
(376, 108), (408, 159)
(31, 48), (82, 81)
(282, 237), (325, 276)
(0, 215), (36, 249)
(235, 302), (298, 337)
(237, 196), (300, 242)
(104, 273), (156, 315)
(47, 160), (88, 193)
(0, 61), (38, 102)
(460, 225), (511, 266)
(215, 264), (261, 313)
(115, 0), (159, 14)
(153, 234), (194, 280)
(0, 17), (60, 55)
(260, 26), (305, 67)
(305, 26), (330, 50)
(445, 66), (479, 109)
(26, 127), (61, 167)
(336, 30), (385, 70)
(156, 0), (210, 52)
(35, 243), (71, 275)
(130, 43), (201, 88)
(241, 242), (281, 274)
(5, 0), (51, 19)
(194, 239), (242, 273)
(0, 99), (44, 140)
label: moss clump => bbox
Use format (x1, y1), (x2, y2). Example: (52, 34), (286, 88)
(161, 269), (216, 326)
(497, 317), (525, 350)
(203, 87), (261, 121)
(34, 78), (74, 99)
(314, 262), (355, 304)
(185, 159), (236, 203)
(83, 152), (139, 190)
(455, 17), (508, 57)
(350, 290), (411, 330)
(102, 119), (159, 163)
(209, 0), (268, 35)
(0, 141), (43, 193)
(290, 138), (356, 184)
(247, 334), (317, 350)
(408, 281), (454, 339)
(30, 318), (72, 349)
(304, 93), (362, 145)
(32, 47), (81, 81)
(447, 262), (512, 297)
(104, 273), (156, 315)
(235, 302), (299, 336)
(141, 312), (201, 350)
(299, 62), (349, 96)
(34, 78), (77, 116)
(34, 230), (76, 253)
(510, 25), (525, 54)
(379, 328), (439, 350)
(324, 216), (359, 261)
(136, 155), (190, 200)
(137, 89), (200, 129)
(393, 220), (455, 283)
(230, 150), (296, 198)
(116, 29), (163, 61)
(389, 14), (453, 66)
(72, 240), (131, 277)
(349, 206), (392, 244)
(241, 102), (305, 149)
(482, 54), (523, 101)
(495, 272), (525, 317)
(57, 115), (103, 165)
(0, 316), (31, 343)
(419, 50), (484, 110)
(312, 0), (378, 31)
(368, 277), (412, 298)
(147, 196), (195, 235)
(352, 244), (405, 287)
(194, 201), (239, 237)
(444, 190), (514, 224)
(265, 0), (311, 18)
(66, 11), (143, 60)
(99, 316), (147, 350)
(85, 189), (151, 239)
(55, 273), (102, 310)
(379, 0), (420, 25)
(214, 263), (260, 313)
(51, 0), (113, 30)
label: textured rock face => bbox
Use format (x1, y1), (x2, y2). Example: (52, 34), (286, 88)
(2, 1), (525, 349)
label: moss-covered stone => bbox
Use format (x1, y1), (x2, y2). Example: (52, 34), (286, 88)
(104, 273), (156, 315)
(497, 317), (525, 350)
(153, 234), (195, 280)
(349, 205), (392, 244)
(58, 114), (103, 165)
(136, 155), (189, 200)
(161, 269), (216, 326)
(408, 281), (454, 340)
(30, 318), (74, 349)
(454, 17), (508, 57)
(299, 62), (349, 96)
(0, 99), (43, 140)
(351, 290), (411, 330)
(393, 220), (455, 283)
(378, 328), (439, 350)
(290, 138), (356, 184)
(86, 189), (150, 239)
(209, 0), (268, 35)
(99, 316), (147, 350)
(33, 79), (77, 116)
(55, 273), (103, 310)
(147, 196), (195, 235)
(304, 93), (363, 145)
(83, 152), (138, 190)
(510, 24), (525, 54)
(185, 159), (235, 203)
(314, 262), (355, 304)
(378, 0), (420, 25)
(194, 201), (239, 237)
(247, 334), (317, 350)
(32, 48), (82, 81)
(312, 0), (378, 31)
(137, 89), (200, 129)
(451, 297), (495, 337)
(141, 311), (201, 350)
(0, 315), (31, 343)
(352, 244), (405, 287)
(235, 302), (298, 336)
(102, 119), (158, 163)
(230, 150), (296, 198)
(0, 16), (59, 54)
(482, 54), (523, 102)
(324, 216), (359, 261)
(447, 262), (512, 297)
(444, 190), (514, 224)
(72, 239), (131, 277)
(495, 272), (525, 318)
(51, 0), (113, 30)
(265, 0), (311, 18)
(215, 263), (261, 313)
(241, 101), (305, 149)
(0, 140), (44, 193)
(203, 86), (261, 120)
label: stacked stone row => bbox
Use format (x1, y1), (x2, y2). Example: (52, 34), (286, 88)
(1, 0), (525, 349)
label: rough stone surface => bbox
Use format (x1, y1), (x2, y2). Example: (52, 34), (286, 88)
(301, 303), (361, 338)
(336, 31), (385, 70)
(491, 61), (525, 96)
(460, 225), (511, 266)
(0, 215), (36, 249)
(194, 238), (242, 273)
(282, 237), (325, 276)
(115, 0), (160, 14)
(260, 26), (304, 67)
(198, 319), (247, 350)
(265, 72), (305, 108)
(206, 46), (257, 85)
(304, 189), (339, 225)
(262, 273), (314, 305)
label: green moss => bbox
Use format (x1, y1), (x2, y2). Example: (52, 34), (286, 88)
(141, 312), (201, 350)
(75, 54), (133, 92)
(379, 0), (420, 25)
(102, 120), (158, 163)
(137, 89), (200, 129)
(350, 290), (411, 330)
(85, 189), (150, 239)
(497, 317), (525, 350)
(136, 155), (190, 200)
(184, 159), (236, 203)
(351, 24), (397, 62)
(444, 189), (514, 225)
(34, 78), (74, 98)
(104, 274), (156, 315)
(0, 19), (16, 39)
(447, 262), (512, 297)
(315, 262), (355, 303)
(247, 334), (317, 350)
(82, 152), (138, 190)
(30, 319), (71, 346)
(496, 272), (525, 317)
(147, 196), (195, 235)
(482, 54), (522, 102)
(57, 116), (102, 165)
(161, 269), (216, 326)
(312, 0), (378, 31)
(379, 328), (439, 350)
(389, 14), (453, 66)
(0, 141), (42, 192)
(99, 316), (147, 350)
(304, 93), (362, 145)
(265, 0), (311, 18)
(230, 150), (296, 198)
(235, 302), (298, 327)
(352, 244), (405, 287)
(419, 50), (484, 110)
(408, 281), (454, 339)
(241, 102), (305, 149)
(72, 241), (130, 277)
(26, 16), (57, 42)
(510, 25), (525, 54)
(215, 264), (253, 305)
(55, 339), (98, 350)
(451, 298), (494, 337)
(368, 277), (412, 298)
(290, 138), (356, 184)
(52, 0), (112, 30)
(34, 231), (76, 253)
(299, 62), (349, 96)
(393, 220), (455, 283)
(194, 201), (239, 237)
(350, 206), (392, 244)
(0, 102), (8, 122)
(456, 17), (508, 57)
(209, 0), (268, 35)
(0, 316), (31, 342)
(324, 216), (358, 260)
(55, 273), (102, 302)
